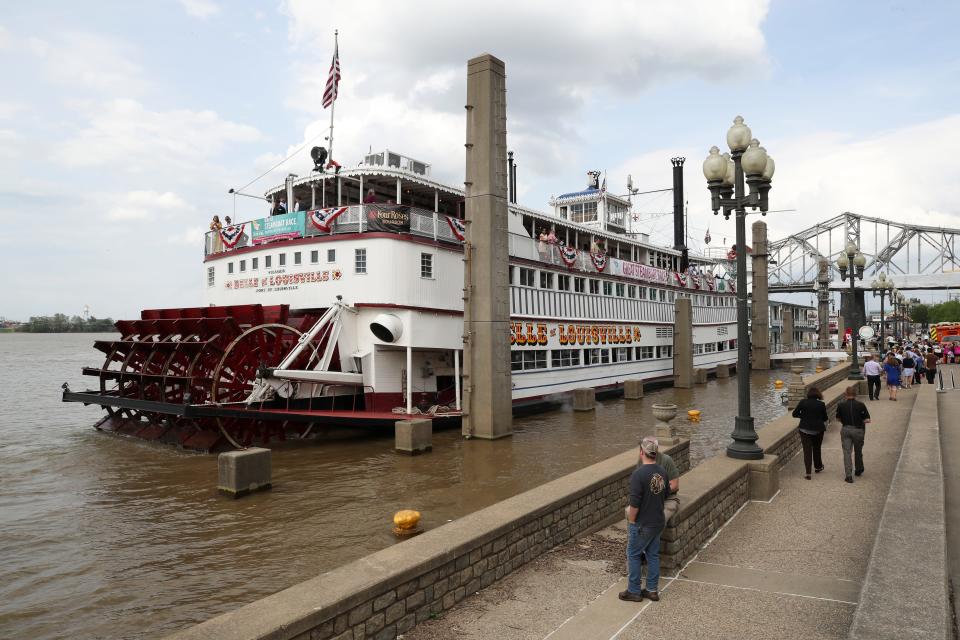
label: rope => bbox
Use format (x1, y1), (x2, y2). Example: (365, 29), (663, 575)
(234, 129), (329, 194)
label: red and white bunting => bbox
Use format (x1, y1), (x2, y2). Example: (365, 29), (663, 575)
(219, 224), (245, 248)
(558, 243), (578, 267)
(590, 251), (607, 272)
(308, 207), (348, 232)
(674, 272), (688, 287)
(446, 216), (466, 242)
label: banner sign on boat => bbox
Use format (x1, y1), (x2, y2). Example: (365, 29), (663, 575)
(366, 205), (411, 233)
(251, 211), (305, 244)
(511, 321), (642, 347)
(609, 259), (673, 286)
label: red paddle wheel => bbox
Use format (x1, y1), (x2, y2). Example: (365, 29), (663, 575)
(75, 304), (333, 452)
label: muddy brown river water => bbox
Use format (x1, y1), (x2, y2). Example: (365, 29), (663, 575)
(0, 333), (833, 639)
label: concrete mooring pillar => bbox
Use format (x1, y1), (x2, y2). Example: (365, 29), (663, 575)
(782, 310), (795, 352)
(462, 54), (512, 440)
(751, 221), (771, 369)
(817, 258), (831, 349)
(674, 297), (694, 388)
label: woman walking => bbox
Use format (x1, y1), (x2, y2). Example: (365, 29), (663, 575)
(901, 351), (916, 389)
(883, 354), (902, 401)
(791, 387), (829, 479)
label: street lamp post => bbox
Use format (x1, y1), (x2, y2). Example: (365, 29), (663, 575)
(836, 241), (866, 380)
(702, 116), (774, 461)
(870, 272), (893, 349)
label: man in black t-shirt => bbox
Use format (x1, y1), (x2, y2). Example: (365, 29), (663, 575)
(837, 385), (871, 483)
(619, 437), (668, 603)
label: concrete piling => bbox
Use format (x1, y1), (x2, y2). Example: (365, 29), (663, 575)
(715, 364), (730, 378)
(218, 448), (272, 498)
(751, 221), (771, 369)
(782, 310), (795, 352)
(673, 298), (694, 388)
(623, 379), (644, 399)
(573, 388), (595, 411)
(694, 368), (708, 384)
(395, 419), (433, 455)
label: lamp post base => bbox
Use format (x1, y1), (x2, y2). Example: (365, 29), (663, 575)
(727, 415), (764, 460)
(848, 363), (864, 380)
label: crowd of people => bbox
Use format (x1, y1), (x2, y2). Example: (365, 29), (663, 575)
(618, 333), (956, 605)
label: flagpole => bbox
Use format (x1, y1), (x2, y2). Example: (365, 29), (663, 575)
(327, 30), (338, 166)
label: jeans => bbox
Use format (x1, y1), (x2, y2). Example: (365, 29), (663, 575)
(799, 431), (824, 474)
(841, 425), (865, 478)
(926, 368), (937, 384)
(866, 375), (881, 399)
(627, 522), (662, 594)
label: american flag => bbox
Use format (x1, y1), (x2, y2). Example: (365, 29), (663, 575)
(322, 40), (340, 109)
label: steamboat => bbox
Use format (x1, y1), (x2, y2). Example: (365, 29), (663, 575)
(64, 149), (738, 451)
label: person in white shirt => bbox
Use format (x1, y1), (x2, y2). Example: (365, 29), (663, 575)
(862, 355), (884, 401)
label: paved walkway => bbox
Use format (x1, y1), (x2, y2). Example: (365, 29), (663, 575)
(405, 384), (921, 640)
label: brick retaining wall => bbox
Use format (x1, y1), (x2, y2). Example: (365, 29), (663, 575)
(168, 366), (850, 640)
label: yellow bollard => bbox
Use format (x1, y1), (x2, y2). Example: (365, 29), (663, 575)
(687, 409), (701, 422)
(815, 366), (823, 373)
(774, 380), (784, 389)
(393, 510), (422, 537)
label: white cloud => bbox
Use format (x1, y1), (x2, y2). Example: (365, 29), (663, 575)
(59, 99), (263, 172)
(105, 190), (191, 221)
(179, 0), (221, 19)
(280, 0), (771, 181)
(0, 129), (19, 158)
(0, 101), (24, 119)
(25, 31), (146, 93)
(610, 114), (960, 256)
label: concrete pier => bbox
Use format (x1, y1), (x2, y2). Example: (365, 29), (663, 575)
(623, 379), (644, 399)
(217, 448), (271, 498)
(572, 388), (595, 411)
(673, 298), (694, 388)
(694, 368), (708, 384)
(715, 364), (730, 378)
(395, 419), (432, 454)
(782, 309), (794, 352)
(751, 221), (771, 369)
(462, 54), (512, 440)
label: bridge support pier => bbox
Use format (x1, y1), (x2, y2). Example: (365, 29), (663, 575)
(840, 289), (866, 339)
(782, 310), (794, 352)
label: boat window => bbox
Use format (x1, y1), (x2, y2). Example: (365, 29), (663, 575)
(649, 288), (657, 301)
(327, 249), (336, 262)
(559, 206), (568, 220)
(570, 202), (598, 224)
(558, 275), (571, 291)
(252, 257), (258, 270)
(694, 344), (704, 354)
(279, 253), (286, 267)
(207, 266), (214, 287)
(228, 262), (234, 274)
(310, 250), (319, 264)
(638, 286), (647, 299)
(659, 289), (666, 302)
(585, 348), (610, 365)
(589, 279), (600, 295)
(388, 152), (401, 168)
(265, 255), (272, 268)
(421, 253), (433, 279)
(539, 271), (553, 289)
(616, 283), (625, 297)
(519, 267), (535, 287)
(512, 350), (547, 371)
(628, 285), (636, 298)
(668, 291), (675, 302)
(294, 252), (302, 266)
(239, 260), (246, 272)
(602, 281), (613, 296)
(574, 277), (586, 293)
(551, 349), (580, 368)
(355, 248), (367, 274)
(612, 347), (632, 362)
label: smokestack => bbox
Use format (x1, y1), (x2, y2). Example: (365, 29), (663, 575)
(671, 157), (688, 271)
(507, 151), (517, 204)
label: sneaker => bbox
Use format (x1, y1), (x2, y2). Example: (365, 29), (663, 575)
(855, 469), (864, 477)
(815, 467), (824, 473)
(618, 590), (643, 602)
(845, 476), (854, 483)
(641, 589), (660, 601)
(805, 474), (811, 480)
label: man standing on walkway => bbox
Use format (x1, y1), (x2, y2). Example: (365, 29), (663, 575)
(862, 354), (883, 400)
(836, 385), (871, 483)
(620, 437), (668, 603)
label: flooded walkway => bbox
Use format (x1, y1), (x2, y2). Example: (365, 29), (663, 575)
(0, 334), (824, 639)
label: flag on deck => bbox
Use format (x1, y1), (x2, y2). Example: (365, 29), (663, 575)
(446, 216), (466, 242)
(322, 41), (341, 109)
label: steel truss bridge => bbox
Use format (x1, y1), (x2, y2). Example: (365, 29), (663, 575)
(767, 212), (960, 292)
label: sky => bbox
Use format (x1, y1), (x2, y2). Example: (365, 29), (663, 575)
(1, 0), (959, 320)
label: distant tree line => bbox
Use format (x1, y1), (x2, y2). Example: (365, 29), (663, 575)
(910, 300), (960, 327)
(17, 313), (116, 333)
